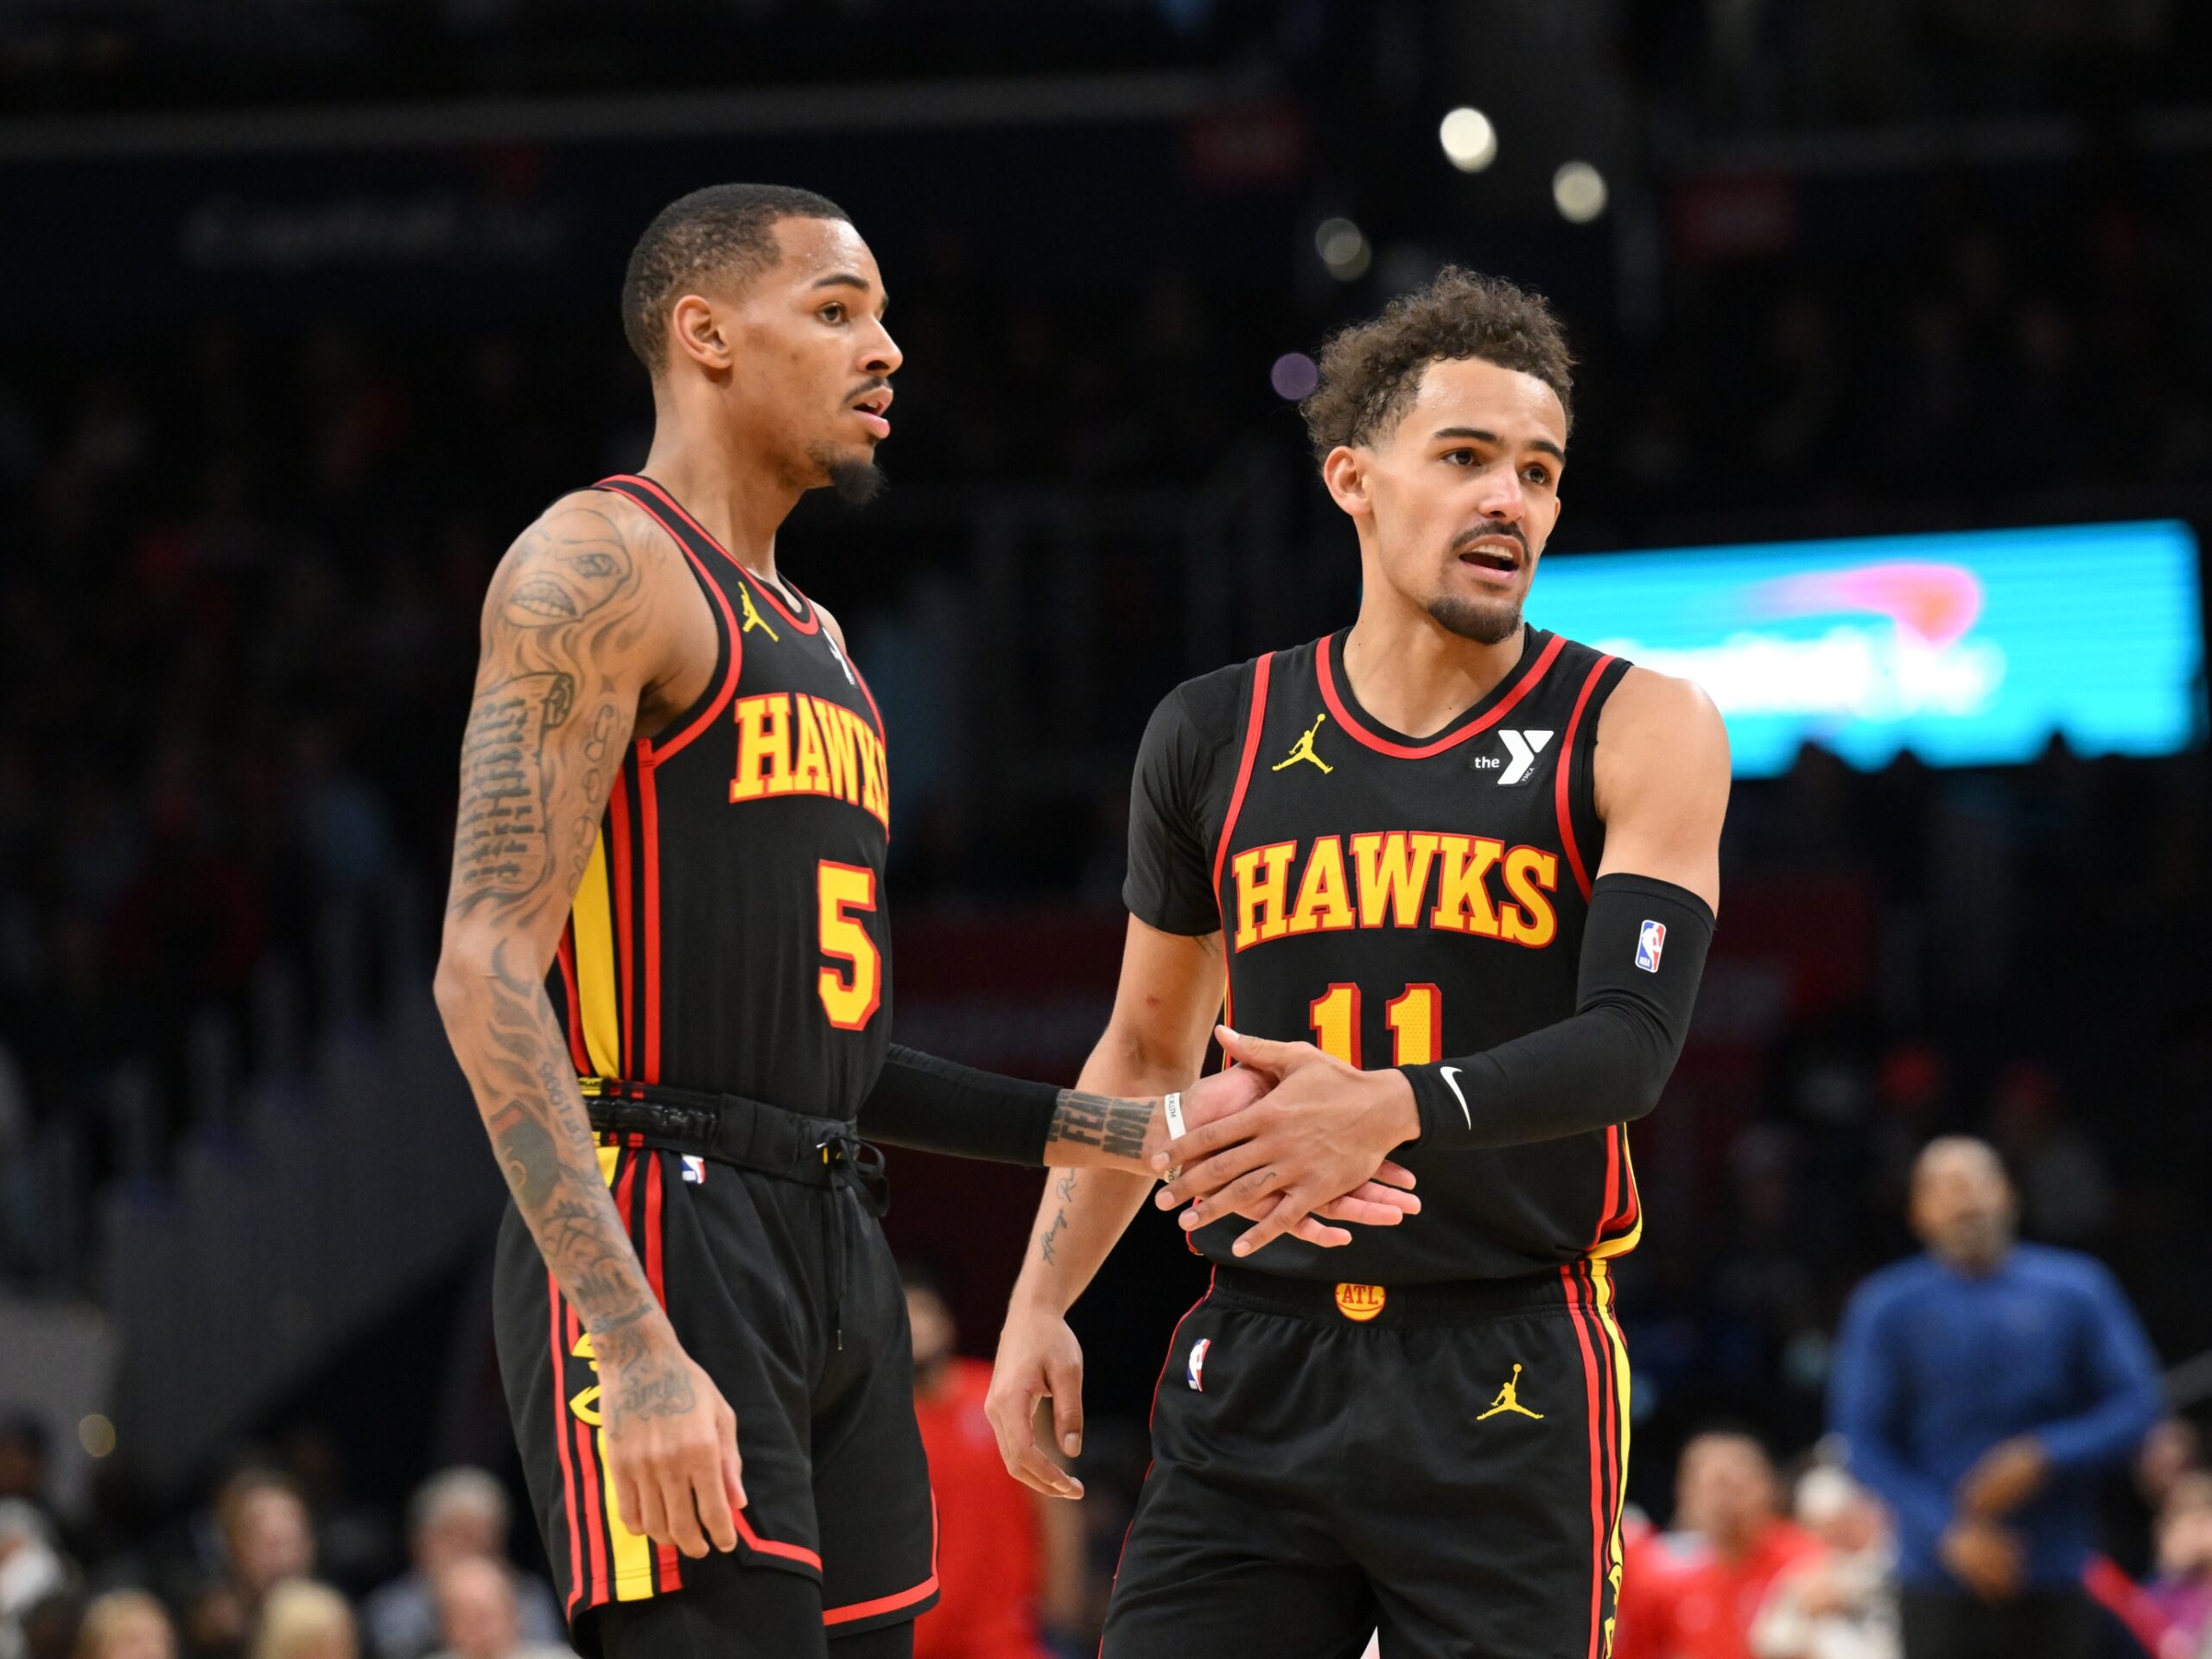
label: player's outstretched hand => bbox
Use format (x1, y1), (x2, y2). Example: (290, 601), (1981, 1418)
(600, 1337), (747, 1559)
(1154, 1026), (1423, 1256)
(986, 1306), (1086, 1501)
(1180, 1065), (1421, 1248)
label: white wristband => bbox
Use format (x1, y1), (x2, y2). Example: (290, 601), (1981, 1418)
(1162, 1090), (1186, 1141)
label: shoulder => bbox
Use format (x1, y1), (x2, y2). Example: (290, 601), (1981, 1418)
(485, 487), (678, 633)
(2012, 1243), (2122, 1299)
(1596, 663), (1728, 756)
(1844, 1255), (1939, 1320)
(1155, 656), (1265, 751)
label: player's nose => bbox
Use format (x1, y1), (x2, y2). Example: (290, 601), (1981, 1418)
(861, 320), (903, 379)
(1473, 459), (1525, 519)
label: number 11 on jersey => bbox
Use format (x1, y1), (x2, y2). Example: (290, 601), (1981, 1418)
(1308, 982), (1443, 1067)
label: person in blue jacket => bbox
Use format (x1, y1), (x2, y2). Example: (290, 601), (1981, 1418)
(1830, 1135), (2164, 1659)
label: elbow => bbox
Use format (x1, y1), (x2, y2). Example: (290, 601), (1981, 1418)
(432, 936), (493, 1032)
(1620, 1075), (1667, 1126)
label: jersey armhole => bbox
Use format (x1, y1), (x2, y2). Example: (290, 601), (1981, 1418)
(1564, 656), (1635, 895)
(592, 481), (739, 764)
(1205, 653), (1275, 926)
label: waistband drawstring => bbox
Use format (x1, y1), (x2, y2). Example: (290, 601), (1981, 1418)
(815, 1134), (888, 1351)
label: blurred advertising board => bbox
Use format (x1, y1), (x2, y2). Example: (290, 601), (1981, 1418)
(1533, 520), (2205, 776)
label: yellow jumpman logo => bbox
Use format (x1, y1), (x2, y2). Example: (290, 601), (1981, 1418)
(1477, 1363), (1545, 1421)
(739, 587), (779, 641)
(1271, 712), (1334, 774)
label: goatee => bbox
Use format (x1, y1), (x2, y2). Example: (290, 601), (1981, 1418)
(823, 453), (886, 508)
(1427, 594), (1522, 645)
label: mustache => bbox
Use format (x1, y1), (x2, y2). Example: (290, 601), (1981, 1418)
(1451, 523), (1528, 556)
(846, 377), (890, 404)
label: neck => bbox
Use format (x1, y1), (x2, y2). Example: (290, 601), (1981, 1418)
(639, 409), (803, 584)
(1340, 586), (1525, 740)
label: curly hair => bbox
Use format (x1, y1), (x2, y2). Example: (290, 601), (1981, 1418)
(1300, 266), (1575, 464)
(622, 183), (849, 376)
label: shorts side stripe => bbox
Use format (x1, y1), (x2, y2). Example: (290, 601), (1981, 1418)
(548, 1272), (586, 1615)
(1592, 1261), (1632, 1648)
(568, 1302), (610, 1606)
(1560, 1264), (1608, 1659)
(640, 1154), (682, 1594)
(601, 1152), (652, 1599)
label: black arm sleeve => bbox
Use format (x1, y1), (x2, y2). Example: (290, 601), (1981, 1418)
(854, 1044), (1062, 1166)
(1399, 874), (1714, 1150)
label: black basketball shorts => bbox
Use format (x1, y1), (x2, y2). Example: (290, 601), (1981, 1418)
(1103, 1261), (1631, 1659)
(493, 1137), (938, 1656)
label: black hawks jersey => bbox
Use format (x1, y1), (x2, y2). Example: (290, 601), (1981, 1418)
(1124, 625), (1641, 1284)
(545, 474), (892, 1120)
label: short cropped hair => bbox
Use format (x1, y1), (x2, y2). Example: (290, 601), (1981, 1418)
(1300, 266), (1575, 463)
(622, 183), (851, 374)
(408, 1465), (508, 1538)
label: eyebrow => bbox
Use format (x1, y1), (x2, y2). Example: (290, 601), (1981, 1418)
(1433, 426), (1566, 462)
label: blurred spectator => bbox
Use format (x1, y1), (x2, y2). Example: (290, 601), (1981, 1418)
(185, 1474), (315, 1659)
(71, 1591), (174, 1659)
(248, 1585), (353, 1659)
(360, 1472), (559, 1659)
(904, 1266), (1084, 1659)
(1615, 1433), (1820, 1659)
(2145, 1472), (2212, 1656)
(0, 1422), (50, 1519)
(1750, 1466), (1900, 1659)
(0, 1502), (70, 1659)
(422, 1559), (567, 1659)
(19, 1592), (83, 1659)
(2139, 1420), (2206, 1515)
(1829, 1138), (2162, 1659)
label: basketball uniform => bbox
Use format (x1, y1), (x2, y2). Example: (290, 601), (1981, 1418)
(1107, 626), (1639, 1659)
(491, 474), (936, 1653)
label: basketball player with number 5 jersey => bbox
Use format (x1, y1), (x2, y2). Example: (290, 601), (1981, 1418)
(988, 268), (1732, 1658)
(435, 187), (1415, 1659)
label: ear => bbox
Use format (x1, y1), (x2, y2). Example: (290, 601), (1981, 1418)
(1319, 445), (1371, 519)
(668, 294), (735, 374)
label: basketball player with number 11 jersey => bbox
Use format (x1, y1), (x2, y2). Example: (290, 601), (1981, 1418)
(988, 268), (1732, 1659)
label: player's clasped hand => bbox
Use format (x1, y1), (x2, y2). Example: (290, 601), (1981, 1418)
(1154, 1025), (1425, 1255)
(600, 1338), (749, 1559)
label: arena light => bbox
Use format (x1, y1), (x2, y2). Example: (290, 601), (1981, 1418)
(1439, 107), (1498, 173)
(1313, 217), (1371, 282)
(79, 1414), (117, 1458)
(1270, 352), (1319, 400)
(1552, 161), (1608, 223)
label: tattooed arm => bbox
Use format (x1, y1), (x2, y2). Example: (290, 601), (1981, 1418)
(433, 492), (741, 1563)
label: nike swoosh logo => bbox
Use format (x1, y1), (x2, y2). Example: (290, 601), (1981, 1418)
(1439, 1066), (1471, 1129)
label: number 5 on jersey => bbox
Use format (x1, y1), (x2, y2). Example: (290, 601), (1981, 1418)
(817, 860), (882, 1030)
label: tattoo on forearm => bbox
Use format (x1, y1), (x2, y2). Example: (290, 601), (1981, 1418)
(1046, 1090), (1152, 1160)
(1057, 1171), (1077, 1200)
(442, 500), (698, 1424)
(1039, 1208), (1066, 1265)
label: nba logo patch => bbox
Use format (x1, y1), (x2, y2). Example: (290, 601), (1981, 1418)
(680, 1154), (707, 1185)
(1187, 1338), (1210, 1392)
(1635, 920), (1666, 973)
